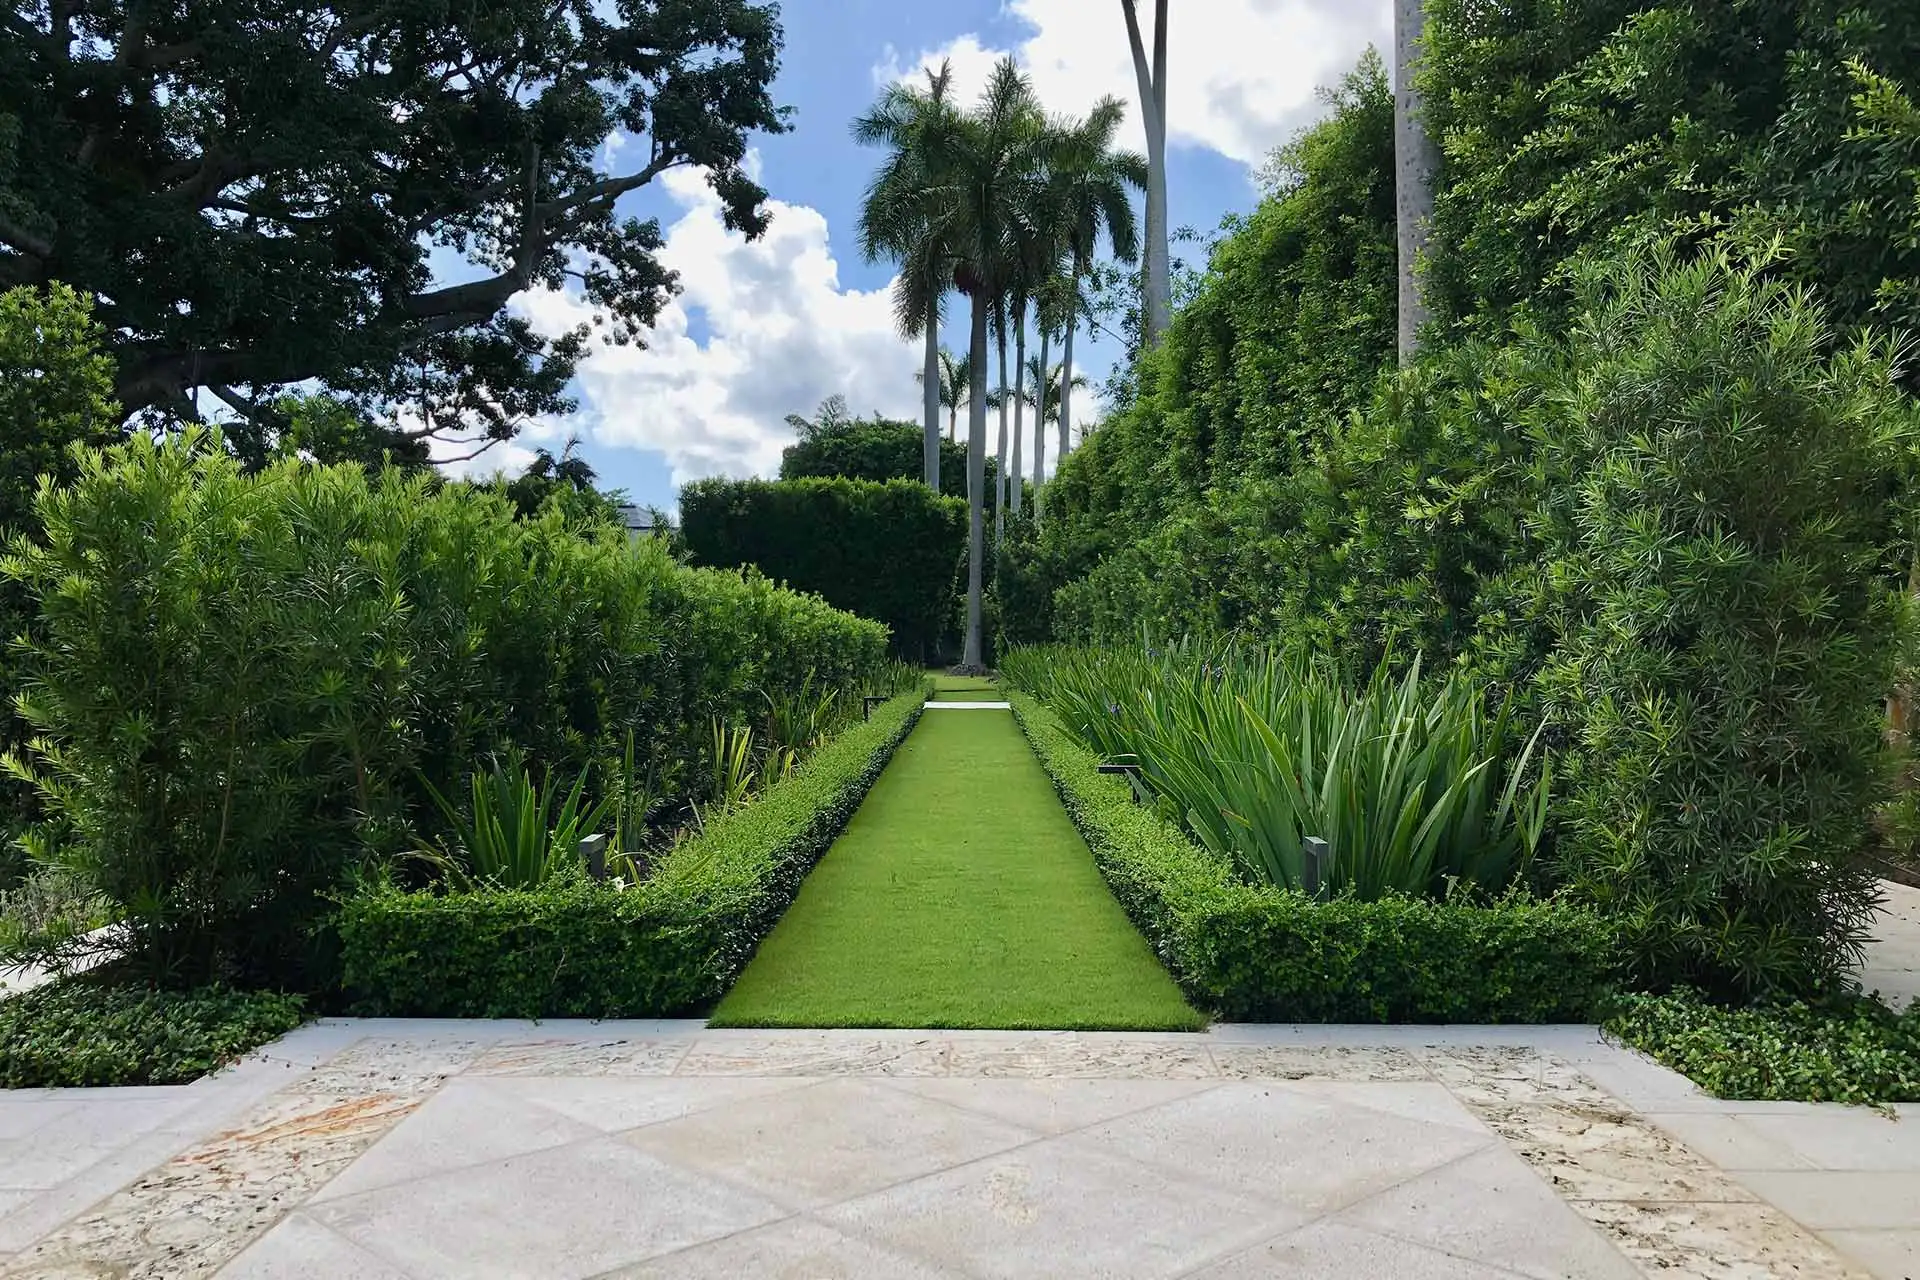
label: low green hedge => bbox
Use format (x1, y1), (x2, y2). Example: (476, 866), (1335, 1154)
(338, 690), (925, 1017)
(0, 980), (307, 1087)
(1605, 988), (1920, 1106)
(1010, 692), (1619, 1022)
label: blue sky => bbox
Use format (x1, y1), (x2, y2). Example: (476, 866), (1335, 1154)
(488, 0), (1392, 512)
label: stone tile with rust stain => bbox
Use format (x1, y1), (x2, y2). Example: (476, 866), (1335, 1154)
(675, 1035), (953, 1077)
(1473, 1100), (1756, 1204)
(1421, 1046), (1620, 1109)
(1574, 1199), (1873, 1279)
(468, 1037), (693, 1077)
(1211, 1045), (1427, 1082)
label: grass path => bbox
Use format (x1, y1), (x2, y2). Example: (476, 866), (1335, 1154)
(928, 673), (1001, 701)
(710, 701), (1202, 1030)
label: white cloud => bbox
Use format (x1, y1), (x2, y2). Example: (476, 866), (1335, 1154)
(514, 165), (919, 488)
(877, 1), (1390, 169)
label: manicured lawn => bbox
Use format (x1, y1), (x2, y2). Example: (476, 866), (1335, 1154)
(929, 673), (1001, 701)
(711, 708), (1203, 1029)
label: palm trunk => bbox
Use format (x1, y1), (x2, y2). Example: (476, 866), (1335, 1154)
(1011, 314), (1027, 517)
(1033, 325), (1051, 523)
(994, 322), (1009, 544)
(1123, 0), (1171, 348)
(1395, 0), (1437, 363)
(921, 318), (941, 489)
(963, 298), (989, 670)
(1058, 302), (1077, 462)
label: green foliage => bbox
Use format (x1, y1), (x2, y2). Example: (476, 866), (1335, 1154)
(0, 285), (119, 532)
(681, 477), (966, 663)
(1605, 988), (1920, 1106)
(2, 434), (888, 987)
(7, 0), (789, 436)
(0, 866), (108, 958)
(1420, 0), (1920, 356)
(0, 980), (306, 1088)
(338, 690), (925, 1018)
(1537, 250), (1907, 997)
(1004, 645), (1549, 900)
(1009, 691), (1618, 1022)
(422, 758), (610, 890)
(779, 415), (992, 500)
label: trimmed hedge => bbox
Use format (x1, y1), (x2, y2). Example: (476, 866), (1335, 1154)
(0, 980), (307, 1088)
(1010, 692), (1618, 1022)
(681, 477), (966, 664)
(338, 690), (925, 1017)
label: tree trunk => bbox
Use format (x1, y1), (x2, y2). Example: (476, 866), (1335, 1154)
(1395, 0), (1438, 364)
(995, 322), (1009, 544)
(1123, 0), (1171, 349)
(963, 297), (989, 669)
(921, 316), (941, 489)
(1058, 302), (1077, 463)
(1033, 324), (1051, 522)
(1011, 314), (1027, 516)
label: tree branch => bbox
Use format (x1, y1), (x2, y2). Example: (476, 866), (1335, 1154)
(0, 213), (53, 262)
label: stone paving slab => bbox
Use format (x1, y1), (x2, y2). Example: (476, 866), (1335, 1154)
(0, 1022), (1910, 1278)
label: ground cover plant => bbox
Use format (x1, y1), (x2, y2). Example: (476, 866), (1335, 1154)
(711, 704), (1203, 1030)
(1001, 644), (1549, 900)
(1009, 690), (1616, 1022)
(338, 688), (927, 1018)
(0, 979), (307, 1088)
(1605, 989), (1920, 1108)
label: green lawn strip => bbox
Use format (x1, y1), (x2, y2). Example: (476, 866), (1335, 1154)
(929, 674), (1001, 701)
(711, 708), (1203, 1030)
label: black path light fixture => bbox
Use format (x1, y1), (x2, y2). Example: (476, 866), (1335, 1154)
(578, 832), (610, 883)
(1302, 836), (1331, 899)
(1097, 757), (1155, 806)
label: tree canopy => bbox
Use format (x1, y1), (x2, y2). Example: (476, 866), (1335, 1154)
(1, 0), (789, 448)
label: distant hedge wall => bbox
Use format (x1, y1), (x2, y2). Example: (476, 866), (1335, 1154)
(681, 476), (967, 663)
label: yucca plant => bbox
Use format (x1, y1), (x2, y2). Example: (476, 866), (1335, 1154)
(1004, 643), (1550, 899)
(420, 757), (611, 890)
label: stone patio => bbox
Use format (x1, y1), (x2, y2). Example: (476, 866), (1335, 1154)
(0, 1022), (1914, 1279)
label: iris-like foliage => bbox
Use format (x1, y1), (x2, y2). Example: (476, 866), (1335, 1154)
(422, 759), (610, 891)
(1002, 643), (1548, 899)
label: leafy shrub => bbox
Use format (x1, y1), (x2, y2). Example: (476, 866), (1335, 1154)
(338, 689), (925, 1018)
(2, 434), (889, 987)
(682, 476), (967, 663)
(779, 414), (995, 500)
(1605, 988), (1920, 1107)
(1537, 251), (1909, 997)
(1003, 644), (1549, 899)
(0, 980), (307, 1087)
(1010, 691), (1617, 1022)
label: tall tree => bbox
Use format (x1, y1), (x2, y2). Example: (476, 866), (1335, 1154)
(3, 0), (789, 451)
(862, 58), (1047, 668)
(855, 62), (959, 489)
(1394, 0), (1438, 361)
(1119, 0), (1170, 348)
(1044, 97), (1144, 475)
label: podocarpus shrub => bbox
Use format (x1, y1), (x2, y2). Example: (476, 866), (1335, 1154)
(2, 434), (889, 988)
(338, 689), (925, 1017)
(682, 477), (967, 664)
(1537, 251), (1911, 997)
(1011, 692), (1618, 1022)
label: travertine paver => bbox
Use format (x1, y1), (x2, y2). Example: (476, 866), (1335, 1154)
(1861, 878), (1920, 1010)
(2, 1022), (1909, 1279)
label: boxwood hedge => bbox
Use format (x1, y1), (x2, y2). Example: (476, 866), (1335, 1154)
(338, 690), (925, 1018)
(1010, 691), (1619, 1022)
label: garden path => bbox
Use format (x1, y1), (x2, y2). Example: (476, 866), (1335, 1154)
(1, 1020), (1915, 1279)
(709, 697), (1199, 1030)
(1861, 879), (1920, 1011)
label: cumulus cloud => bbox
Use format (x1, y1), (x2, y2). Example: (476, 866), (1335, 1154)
(514, 166), (919, 488)
(876, 0), (1390, 169)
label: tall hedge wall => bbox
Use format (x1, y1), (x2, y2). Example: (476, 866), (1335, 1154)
(681, 476), (966, 663)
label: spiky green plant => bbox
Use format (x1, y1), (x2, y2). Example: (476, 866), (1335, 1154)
(1002, 642), (1549, 898)
(421, 757), (611, 890)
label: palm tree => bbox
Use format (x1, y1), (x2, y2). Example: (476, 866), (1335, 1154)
(1021, 355), (1088, 438)
(855, 63), (960, 489)
(1395, 0), (1437, 362)
(1120, 0), (1169, 348)
(1047, 97), (1144, 473)
(918, 348), (1004, 443)
(864, 57), (1048, 668)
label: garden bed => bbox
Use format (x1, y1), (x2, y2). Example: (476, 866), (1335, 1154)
(338, 689), (926, 1018)
(0, 980), (307, 1088)
(1010, 691), (1619, 1023)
